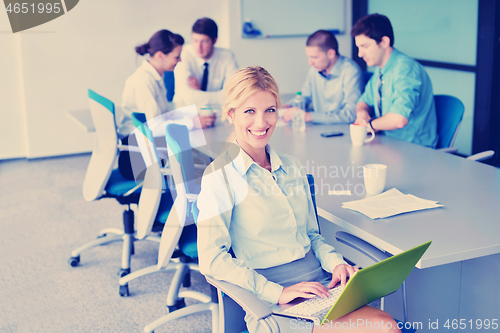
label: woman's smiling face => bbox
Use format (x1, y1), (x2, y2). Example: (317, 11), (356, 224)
(228, 90), (278, 158)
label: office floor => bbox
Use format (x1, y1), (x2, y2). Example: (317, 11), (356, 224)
(0, 154), (211, 333)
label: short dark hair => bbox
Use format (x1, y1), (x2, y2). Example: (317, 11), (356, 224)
(135, 29), (184, 56)
(351, 13), (394, 47)
(306, 30), (339, 53)
(192, 17), (218, 42)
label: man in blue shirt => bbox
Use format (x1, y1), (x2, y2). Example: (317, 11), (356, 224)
(352, 14), (438, 148)
(282, 30), (363, 124)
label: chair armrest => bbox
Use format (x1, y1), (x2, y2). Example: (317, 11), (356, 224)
(437, 147), (458, 154)
(122, 181), (143, 197)
(186, 193), (199, 202)
(160, 167), (172, 176)
(205, 276), (274, 322)
(117, 144), (141, 153)
(335, 231), (391, 263)
(467, 150), (494, 161)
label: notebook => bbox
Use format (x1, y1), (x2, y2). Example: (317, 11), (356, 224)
(271, 240), (432, 325)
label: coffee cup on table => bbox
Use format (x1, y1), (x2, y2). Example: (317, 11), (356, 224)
(199, 106), (214, 117)
(363, 164), (387, 195)
(350, 123), (375, 146)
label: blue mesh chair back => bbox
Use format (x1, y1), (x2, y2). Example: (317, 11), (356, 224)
(165, 124), (198, 195)
(434, 95), (465, 149)
(130, 112), (173, 240)
(164, 71), (175, 102)
(84, 89), (140, 202)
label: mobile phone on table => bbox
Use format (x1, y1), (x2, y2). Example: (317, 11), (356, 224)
(320, 131), (343, 137)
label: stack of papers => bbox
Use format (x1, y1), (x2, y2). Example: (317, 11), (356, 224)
(342, 188), (443, 219)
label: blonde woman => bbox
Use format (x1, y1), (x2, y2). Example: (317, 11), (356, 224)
(197, 66), (400, 333)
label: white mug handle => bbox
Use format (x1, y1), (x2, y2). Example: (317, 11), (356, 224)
(365, 126), (375, 143)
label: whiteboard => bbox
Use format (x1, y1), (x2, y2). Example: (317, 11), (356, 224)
(241, 0), (345, 38)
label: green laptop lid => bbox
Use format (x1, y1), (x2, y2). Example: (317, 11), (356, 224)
(323, 240), (432, 324)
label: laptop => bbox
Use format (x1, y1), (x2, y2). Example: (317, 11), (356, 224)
(271, 240), (432, 325)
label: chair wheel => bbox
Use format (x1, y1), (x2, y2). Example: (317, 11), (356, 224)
(119, 284), (129, 297)
(97, 233), (107, 238)
(68, 256), (80, 267)
(118, 268), (130, 277)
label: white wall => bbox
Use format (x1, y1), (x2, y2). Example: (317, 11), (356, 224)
(0, 0), (228, 159)
(0, 22), (28, 159)
(0, 0), (352, 159)
(228, 0), (353, 96)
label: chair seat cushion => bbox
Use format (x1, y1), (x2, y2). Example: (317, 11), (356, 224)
(105, 169), (141, 197)
(179, 223), (198, 259)
(155, 192), (174, 223)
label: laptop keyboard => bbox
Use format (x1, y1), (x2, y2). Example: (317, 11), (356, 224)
(283, 285), (345, 318)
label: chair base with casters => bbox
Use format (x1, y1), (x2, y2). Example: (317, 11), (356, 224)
(143, 263), (219, 333)
(116, 190), (175, 297)
(68, 189), (162, 278)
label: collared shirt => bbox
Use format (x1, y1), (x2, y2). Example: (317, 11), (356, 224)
(118, 60), (194, 139)
(174, 45), (238, 108)
(197, 143), (346, 304)
(295, 55), (362, 124)
(359, 48), (438, 148)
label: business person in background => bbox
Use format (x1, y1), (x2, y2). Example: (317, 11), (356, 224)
(117, 29), (213, 180)
(174, 17), (239, 109)
(282, 30), (363, 124)
(352, 14), (438, 148)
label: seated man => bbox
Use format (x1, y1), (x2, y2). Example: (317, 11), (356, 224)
(283, 30), (363, 124)
(352, 14), (438, 148)
(173, 17), (239, 109)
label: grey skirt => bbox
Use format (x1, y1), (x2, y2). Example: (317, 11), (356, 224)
(245, 250), (332, 333)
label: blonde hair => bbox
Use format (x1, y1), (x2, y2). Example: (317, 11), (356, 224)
(222, 67), (281, 131)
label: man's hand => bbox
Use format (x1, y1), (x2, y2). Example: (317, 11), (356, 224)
(355, 102), (372, 125)
(327, 264), (359, 289)
(187, 76), (201, 90)
(278, 281), (330, 304)
(193, 115), (216, 129)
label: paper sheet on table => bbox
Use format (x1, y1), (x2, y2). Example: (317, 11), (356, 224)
(342, 188), (443, 219)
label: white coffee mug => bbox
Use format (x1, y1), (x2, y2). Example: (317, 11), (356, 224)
(350, 124), (375, 146)
(199, 106), (214, 117)
(363, 164), (387, 195)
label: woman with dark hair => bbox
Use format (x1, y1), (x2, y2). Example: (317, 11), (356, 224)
(117, 30), (214, 179)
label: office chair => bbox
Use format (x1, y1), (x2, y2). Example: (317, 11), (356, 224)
(164, 71), (175, 102)
(132, 123), (217, 333)
(362, 70), (373, 88)
(116, 112), (175, 296)
(69, 89), (161, 280)
(434, 95), (465, 153)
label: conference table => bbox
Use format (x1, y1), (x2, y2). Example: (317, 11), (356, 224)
(71, 107), (499, 331)
(190, 121), (500, 332)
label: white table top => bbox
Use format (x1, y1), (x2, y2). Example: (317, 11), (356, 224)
(193, 122), (500, 269)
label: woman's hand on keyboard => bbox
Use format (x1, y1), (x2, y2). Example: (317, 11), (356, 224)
(328, 264), (359, 289)
(278, 281), (330, 304)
